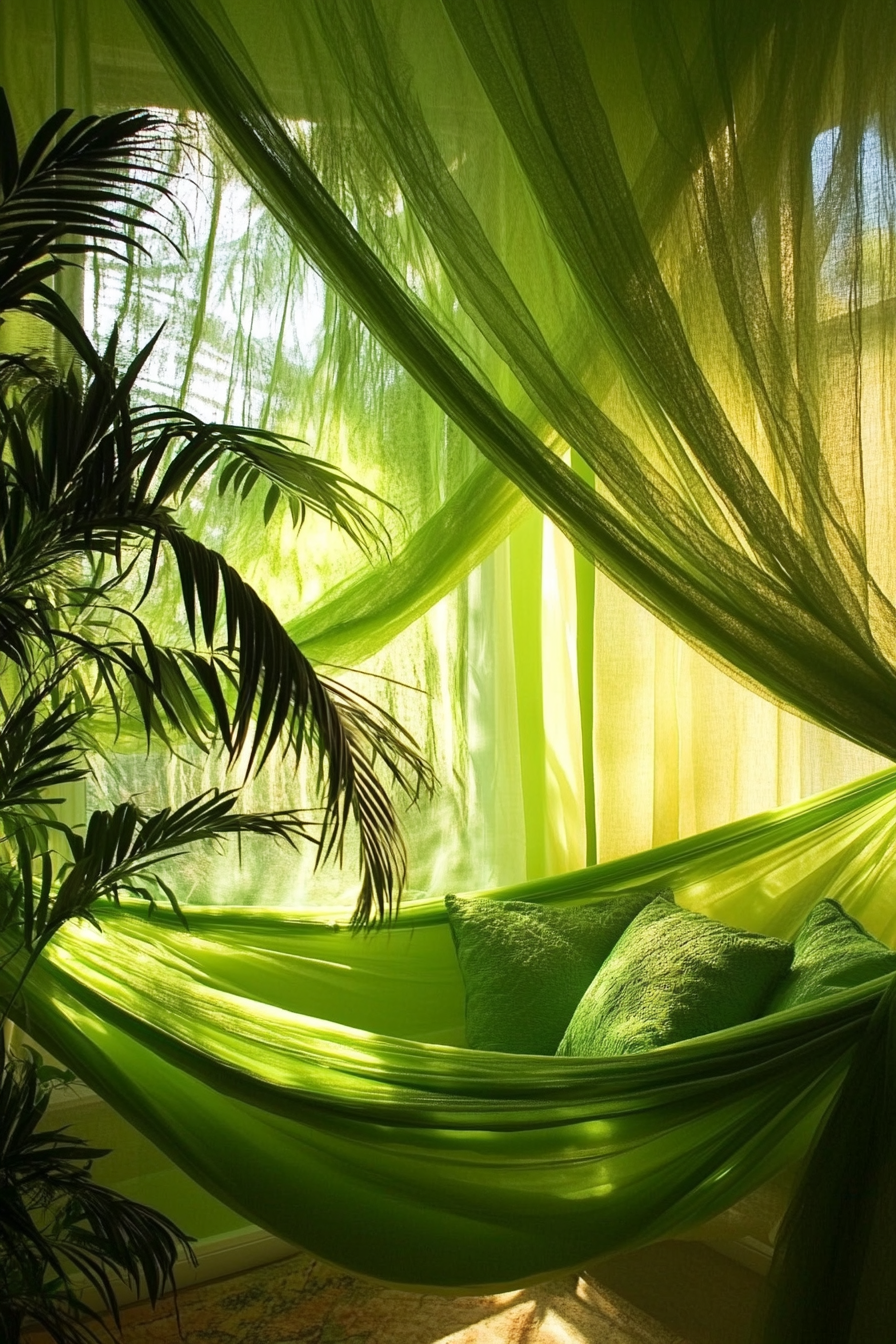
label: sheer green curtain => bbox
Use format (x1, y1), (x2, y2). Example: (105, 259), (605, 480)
(116, 0), (896, 772)
(3, 0), (891, 904)
(78, 102), (888, 897)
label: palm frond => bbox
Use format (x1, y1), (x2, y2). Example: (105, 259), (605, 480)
(0, 330), (161, 663)
(0, 673), (90, 824)
(0, 786), (317, 976)
(0, 348), (59, 393)
(29, 626), (432, 924)
(133, 405), (393, 555)
(319, 676), (435, 923)
(0, 1050), (193, 1340)
(0, 669), (90, 950)
(152, 529), (433, 921)
(0, 90), (174, 332)
(44, 789), (317, 933)
(57, 1182), (192, 1316)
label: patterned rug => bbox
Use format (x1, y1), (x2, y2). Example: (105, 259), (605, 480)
(107, 1248), (688, 1344)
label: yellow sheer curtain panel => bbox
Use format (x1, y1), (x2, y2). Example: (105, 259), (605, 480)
(521, 521), (886, 881)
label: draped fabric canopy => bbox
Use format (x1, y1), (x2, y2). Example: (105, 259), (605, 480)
(5, 0), (893, 894)
(123, 0), (896, 769)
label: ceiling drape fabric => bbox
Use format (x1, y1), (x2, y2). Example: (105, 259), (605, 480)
(124, 0), (896, 767)
(3, 0), (888, 900)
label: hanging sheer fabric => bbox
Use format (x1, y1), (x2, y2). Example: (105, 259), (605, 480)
(5, 0), (890, 895)
(119, 0), (896, 769)
(10, 0), (896, 768)
(69, 108), (885, 901)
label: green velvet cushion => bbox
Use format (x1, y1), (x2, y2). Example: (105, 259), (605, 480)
(445, 888), (665, 1054)
(766, 899), (896, 1012)
(556, 896), (793, 1057)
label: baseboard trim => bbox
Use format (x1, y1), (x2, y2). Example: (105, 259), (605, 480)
(82, 1224), (297, 1311)
(91, 1224), (775, 1313)
(178, 1224), (298, 1290)
(711, 1235), (774, 1276)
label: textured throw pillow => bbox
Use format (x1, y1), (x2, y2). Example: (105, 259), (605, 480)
(765, 899), (896, 1012)
(445, 888), (666, 1054)
(556, 896), (793, 1058)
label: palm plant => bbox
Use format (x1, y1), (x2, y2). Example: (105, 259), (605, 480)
(0, 88), (432, 924)
(0, 90), (433, 1340)
(0, 1047), (195, 1344)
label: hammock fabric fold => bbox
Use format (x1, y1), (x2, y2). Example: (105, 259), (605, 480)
(5, 768), (896, 1321)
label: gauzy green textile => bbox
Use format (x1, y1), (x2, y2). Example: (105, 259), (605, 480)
(767, 900), (896, 1013)
(125, 0), (896, 767)
(445, 888), (662, 1053)
(557, 897), (793, 1058)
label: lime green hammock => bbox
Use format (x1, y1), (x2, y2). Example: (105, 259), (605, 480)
(8, 768), (896, 1337)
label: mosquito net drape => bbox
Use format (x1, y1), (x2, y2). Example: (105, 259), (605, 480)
(6, 0), (892, 890)
(122, 0), (896, 764)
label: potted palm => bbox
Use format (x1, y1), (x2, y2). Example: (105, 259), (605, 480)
(0, 92), (431, 1341)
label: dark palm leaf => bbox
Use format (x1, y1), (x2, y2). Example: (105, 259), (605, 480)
(0, 90), (172, 333)
(0, 669), (91, 950)
(49, 619), (432, 924)
(0, 865), (26, 941)
(44, 789), (317, 933)
(58, 1182), (191, 1319)
(0, 785), (316, 1000)
(0, 326), (386, 615)
(0, 1051), (193, 1341)
(118, 530), (432, 921)
(0, 336), (433, 921)
(134, 405), (392, 555)
(0, 672), (90, 821)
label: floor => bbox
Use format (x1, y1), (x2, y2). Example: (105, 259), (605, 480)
(48, 1240), (763, 1344)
